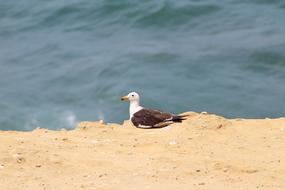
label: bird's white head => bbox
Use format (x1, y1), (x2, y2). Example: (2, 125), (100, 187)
(121, 92), (140, 102)
(121, 91), (143, 119)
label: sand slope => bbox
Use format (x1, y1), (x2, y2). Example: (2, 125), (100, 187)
(0, 112), (284, 190)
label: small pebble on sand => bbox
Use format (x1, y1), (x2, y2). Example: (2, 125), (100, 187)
(91, 140), (99, 144)
(13, 153), (25, 163)
(168, 140), (177, 145)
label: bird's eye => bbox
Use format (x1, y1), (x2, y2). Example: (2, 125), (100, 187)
(132, 95), (134, 97)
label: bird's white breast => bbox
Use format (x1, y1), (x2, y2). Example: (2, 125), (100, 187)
(129, 101), (143, 120)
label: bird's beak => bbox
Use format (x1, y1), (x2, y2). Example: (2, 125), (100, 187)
(121, 95), (129, 101)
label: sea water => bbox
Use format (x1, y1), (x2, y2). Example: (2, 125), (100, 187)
(0, 0), (285, 130)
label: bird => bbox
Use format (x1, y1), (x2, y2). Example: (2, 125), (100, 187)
(121, 92), (188, 128)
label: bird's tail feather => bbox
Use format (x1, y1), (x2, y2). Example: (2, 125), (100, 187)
(152, 114), (189, 128)
(171, 114), (189, 122)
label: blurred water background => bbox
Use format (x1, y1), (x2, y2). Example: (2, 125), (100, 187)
(0, 0), (285, 130)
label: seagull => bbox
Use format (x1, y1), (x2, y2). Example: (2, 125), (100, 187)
(121, 92), (188, 128)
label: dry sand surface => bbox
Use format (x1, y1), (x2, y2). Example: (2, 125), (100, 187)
(0, 112), (284, 190)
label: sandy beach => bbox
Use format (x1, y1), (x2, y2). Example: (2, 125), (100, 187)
(0, 112), (284, 190)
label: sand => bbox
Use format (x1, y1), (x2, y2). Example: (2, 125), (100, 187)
(0, 112), (284, 190)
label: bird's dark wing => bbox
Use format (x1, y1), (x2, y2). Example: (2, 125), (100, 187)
(131, 108), (173, 127)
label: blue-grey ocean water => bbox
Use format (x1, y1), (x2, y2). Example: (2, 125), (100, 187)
(0, 0), (285, 130)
